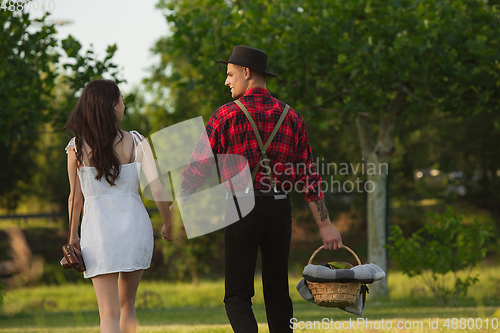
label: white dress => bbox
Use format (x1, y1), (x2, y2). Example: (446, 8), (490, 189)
(66, 131), (154, 279)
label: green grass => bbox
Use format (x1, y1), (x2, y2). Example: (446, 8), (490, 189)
(1, 303), (500, 333)
(2, 265), (500, 332)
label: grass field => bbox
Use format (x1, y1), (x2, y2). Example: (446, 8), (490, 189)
(1, 266), (500, 332)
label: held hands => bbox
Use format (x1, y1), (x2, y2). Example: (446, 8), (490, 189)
(161, 223), (173, 241)
(161, 203), (185, 241)
(161, 205), (174, 241)
(319, 224), (343, 250)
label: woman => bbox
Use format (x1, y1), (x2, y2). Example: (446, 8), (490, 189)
(64, 79), (172, 333)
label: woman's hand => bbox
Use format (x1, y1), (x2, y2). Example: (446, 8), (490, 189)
(161, 203), (185, 241)
(69, 237), (81, 251)
(161, 223), (173, 241)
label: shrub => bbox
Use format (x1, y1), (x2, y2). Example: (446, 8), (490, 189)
(387, 206), (493, 306)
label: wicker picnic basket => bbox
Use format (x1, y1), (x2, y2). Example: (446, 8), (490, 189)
(305, 245), (362, 308)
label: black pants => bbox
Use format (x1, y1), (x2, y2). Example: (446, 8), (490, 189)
(224, 196), (293, 333)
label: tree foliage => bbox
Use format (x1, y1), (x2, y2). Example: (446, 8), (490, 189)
(151, 0), (499, 120)
(0, 11), (59, 210)
(0, 10), (123, 211)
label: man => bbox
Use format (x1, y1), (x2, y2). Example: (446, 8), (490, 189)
(177, 46), (342, 333)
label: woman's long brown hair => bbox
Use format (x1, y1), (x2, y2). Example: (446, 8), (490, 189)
(64, 79), (123, 186)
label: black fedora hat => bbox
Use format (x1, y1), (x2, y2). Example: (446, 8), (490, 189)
(217, 46), (276, 77)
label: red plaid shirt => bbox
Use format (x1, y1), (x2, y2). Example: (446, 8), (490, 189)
(180, 87), (323, 202)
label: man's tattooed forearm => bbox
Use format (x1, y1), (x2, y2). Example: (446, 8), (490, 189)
(313, 199), (329, 221)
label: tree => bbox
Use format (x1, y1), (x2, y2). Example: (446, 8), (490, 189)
(0, 11), (59, 211)
(0, 10), (123, 212)
(149, 0), (500, 296)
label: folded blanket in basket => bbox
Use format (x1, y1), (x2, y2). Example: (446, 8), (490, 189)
(296, 278), (368, 316)
(302, 263), (385, 283)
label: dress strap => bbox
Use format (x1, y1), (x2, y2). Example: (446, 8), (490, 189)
(65, 137), (87, 167)
(65, 138), (77, 155)
(129, 137), (136, 163)
(129, 130), (148, 162)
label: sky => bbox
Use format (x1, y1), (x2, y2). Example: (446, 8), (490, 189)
(26, 0), (169, 92)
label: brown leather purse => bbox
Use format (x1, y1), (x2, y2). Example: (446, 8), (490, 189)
(61, 244), (85, 272)
(60, 167), (86, 273)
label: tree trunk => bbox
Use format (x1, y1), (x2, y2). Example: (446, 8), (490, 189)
(365, 152), (389, 298)
(354, 94), (401, 299)
(2, 226), (44, 288)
